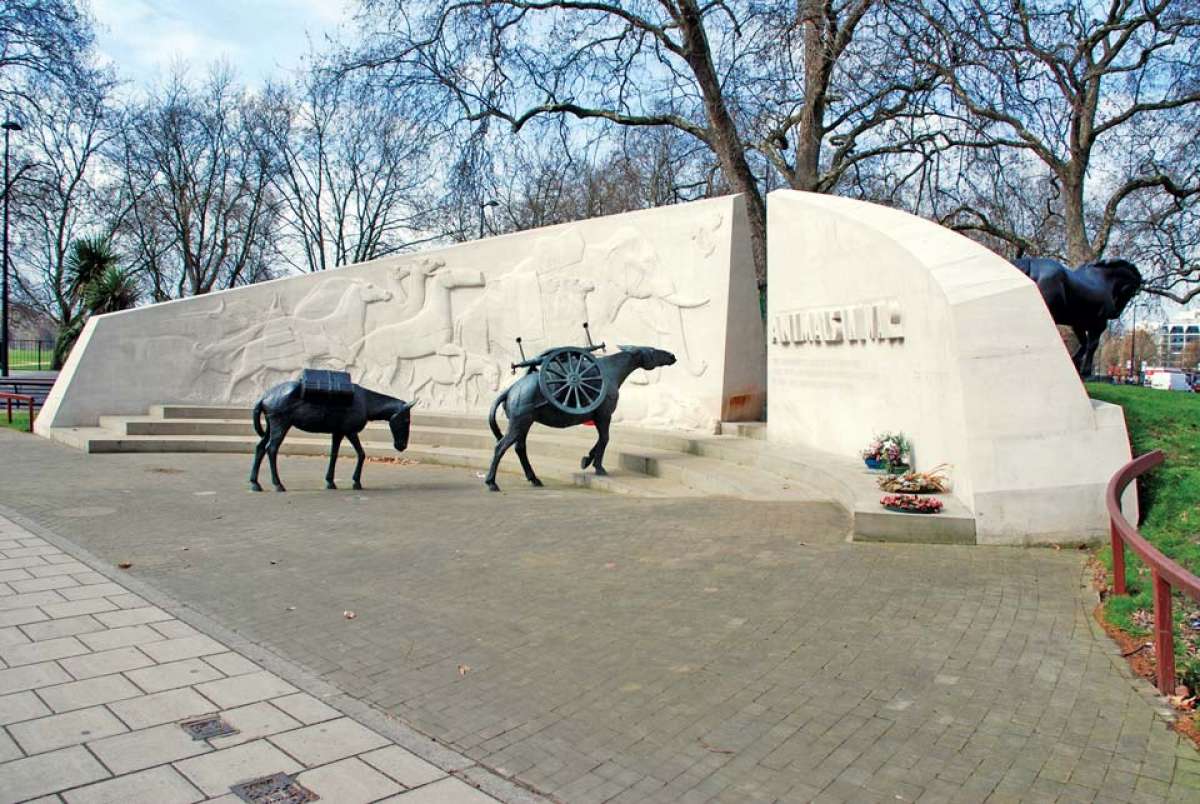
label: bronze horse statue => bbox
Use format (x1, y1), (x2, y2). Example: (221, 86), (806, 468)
(484, 346), (677, 491)
(1011, 257), (1142, 377)
(250, 380), (414, 492)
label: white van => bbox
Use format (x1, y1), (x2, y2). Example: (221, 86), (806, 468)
(1149, 370), (1193, 392)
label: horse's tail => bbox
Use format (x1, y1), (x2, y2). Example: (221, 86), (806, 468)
(488, 388), (508, 441)
(252, 400), (267, 439)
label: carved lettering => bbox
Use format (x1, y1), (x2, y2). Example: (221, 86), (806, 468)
(769, 299), (905, 346)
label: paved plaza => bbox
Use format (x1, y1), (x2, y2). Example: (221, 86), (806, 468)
(1, 429), (1199, 802)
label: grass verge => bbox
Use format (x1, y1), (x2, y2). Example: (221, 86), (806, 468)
(0, 410), (33, 433)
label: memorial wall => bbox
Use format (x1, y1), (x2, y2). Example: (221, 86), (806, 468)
(766, 191), (1133, 545)
(38, 195), (765, 434)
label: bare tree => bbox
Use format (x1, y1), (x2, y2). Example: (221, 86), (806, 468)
(897, 0), (1200, 269)
(0, 0), (94, 113)
(262, 57), (433, 273)
(9, 70), (120, 336)
(117, 67), (283, 299)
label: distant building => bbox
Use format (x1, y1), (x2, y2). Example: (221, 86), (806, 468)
(1158, 310), (1200, 369)
(10, 302), (58, 343)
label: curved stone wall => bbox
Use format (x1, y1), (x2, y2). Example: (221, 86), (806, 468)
(766, 190), (1133, 545)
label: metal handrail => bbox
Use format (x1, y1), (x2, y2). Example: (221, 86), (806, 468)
(1106, 449), (1200, 693)
(0, 391), (35, 433)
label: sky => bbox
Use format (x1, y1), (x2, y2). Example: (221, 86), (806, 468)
(90, 0), (354, 90)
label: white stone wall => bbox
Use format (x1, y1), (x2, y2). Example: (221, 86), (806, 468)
(766, 191), (1133, 545)
(39, 195), (765, 433)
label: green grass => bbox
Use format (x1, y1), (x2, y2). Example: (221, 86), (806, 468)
(6, 347), (53, 371)
(0, 410), (32, 433)
(1086, 382), (1200, 683)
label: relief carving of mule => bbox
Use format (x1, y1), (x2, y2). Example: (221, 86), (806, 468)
(1010, 257), (1142, 377)
(484, 345), (677, 491)
(249, 380), (414, 492)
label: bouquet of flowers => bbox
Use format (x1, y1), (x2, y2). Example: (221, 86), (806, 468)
(862, 432), (911, 472)
(877, 465), (951, 494)
(880, 494), (943, 514)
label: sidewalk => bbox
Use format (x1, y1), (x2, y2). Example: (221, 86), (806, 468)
(0, 511), (538, 804)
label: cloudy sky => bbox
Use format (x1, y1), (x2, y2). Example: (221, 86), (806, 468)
(90, 0), (354, 88)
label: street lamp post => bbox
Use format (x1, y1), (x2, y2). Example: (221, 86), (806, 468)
(2, 120), (23, 378)
(478, 200), (498, 239)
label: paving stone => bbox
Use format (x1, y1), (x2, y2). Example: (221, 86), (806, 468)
(125, 657), (224, 694)
(2, 545), (60, 558)
(361, 744), (448, 787)
(140, 634), (227, 663)
(88, 722), (212, 775)
(0, 590), (64, 612)
(20, 615), (104, 641)
(70, 571), (108, 585)
(60, 646), (154, 680)
(0, 690), (51, 725)
(152, 620), (203, 639)
(208, 701), (302, 748)
(0, 635), (90, 667)
(62, 765), (204, 804)
(78, 624), (166, 652)
(0, 626), (29, 648)
(380, 776), (498, 802)
(0, 569), (33, 583)
(174, 739), (302, 796)
(94, 606), (172, 628)
(0, 728), (20, 761)
(0, 745), (110, 804)
(0, 556), (49, 572)
(0, 608), (47, 627)
(39, 674), (143, 713)
(109, 687), (216, 730)
(41, 598), (117, 619)
(107, 593), (150, 609)
(267, 692), (340, 725)
(9, 576), (79, 594)
(203, 652), (258, 677)
(60, 583), (126, 601)
(27, 562), (90, 578)
(195, 671), (297, 709)
(0, 660), (71, 695)
(268, 716), (390, 767)
(8, 705), (128, 754)
(296, 757), (403, 803)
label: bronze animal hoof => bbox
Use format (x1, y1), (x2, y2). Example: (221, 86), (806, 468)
(250, 482), (263, 492)
(274, 484), (286, 492)
(326, 482), (337, 490)
(486, 482), (500, 492)
(593, 466), (608, 476)
(580, 455), (593, 469)
(353, 482), (363, 490)
(530, 478), (543, 487)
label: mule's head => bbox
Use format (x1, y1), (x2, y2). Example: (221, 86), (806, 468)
(389, 400), (415, 452)
(620, 345), (677, 371)
(1095, 258), (1142, 316)
(359, 281), (393, 304)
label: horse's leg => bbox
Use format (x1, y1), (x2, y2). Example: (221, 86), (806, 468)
(587, 414), (612, 476)
(1070, 326), (1089, 373)
(1081, 327), (1102, 377)
(325, 433), (344, 489)
(267, 423), (291, 492)
(484, 418), (527, 492)
(347, 432), (366, 490)
(249, 430), (269, 492)
(514, 429), (542, 487)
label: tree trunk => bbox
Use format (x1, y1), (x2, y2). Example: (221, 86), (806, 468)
(793, 0), (829, 192)
(677, 0), (767, 288)
(1061, 167), (1095, 265)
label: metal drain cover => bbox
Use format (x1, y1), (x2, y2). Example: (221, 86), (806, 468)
(180, 714), (238, 741)
(230, 772), (319, 804)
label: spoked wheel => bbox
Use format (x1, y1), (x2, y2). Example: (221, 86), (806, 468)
(538, 347), (607, 416)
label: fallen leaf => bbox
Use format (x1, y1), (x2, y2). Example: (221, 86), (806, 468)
(269, 560), (278, 565)
(458, 664), (471, 676)
(117, 562), (132, 569)
(698, 738), (734, 755)
(286, 606), (296, 612)
(343, 610), (356, 619)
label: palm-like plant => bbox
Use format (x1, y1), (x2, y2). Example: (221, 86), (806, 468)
(54, 236), (140, 367)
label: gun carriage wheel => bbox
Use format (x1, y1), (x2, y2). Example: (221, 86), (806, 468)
(537, 347), (607, 416)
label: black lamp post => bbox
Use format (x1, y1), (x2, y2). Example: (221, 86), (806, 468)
(478, 200), (498, 239)
(2, 120), (22, 378)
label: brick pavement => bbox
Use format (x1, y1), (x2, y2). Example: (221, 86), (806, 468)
(0, 509), (537, 803)
(2, 429), (1200, 802)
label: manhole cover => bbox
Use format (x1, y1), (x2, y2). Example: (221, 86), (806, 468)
(179, 715), (238, 740)
(230, 773), (319, 804)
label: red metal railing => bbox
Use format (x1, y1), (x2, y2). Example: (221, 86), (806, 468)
(0, 392), (36, 433)
(1107, 449), (1200, 693)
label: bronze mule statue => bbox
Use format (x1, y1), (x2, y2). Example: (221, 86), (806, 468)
(484, 345), (676, 491)
(1011, 257), (1142, 377)
(249, 378), (414, 492)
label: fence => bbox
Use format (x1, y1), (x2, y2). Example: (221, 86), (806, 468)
(4, 339), (54, 372)
(1106, 449), (1200, 694)
(0, 392), (36, 432)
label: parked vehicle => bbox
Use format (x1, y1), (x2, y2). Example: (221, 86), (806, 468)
(1148, 369), (1194, 392)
